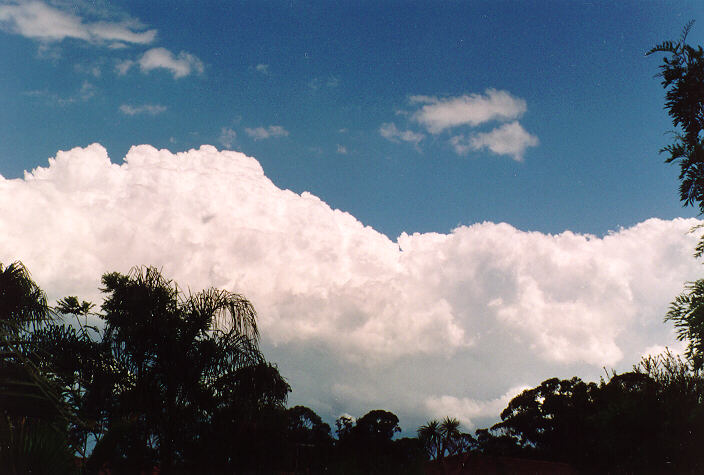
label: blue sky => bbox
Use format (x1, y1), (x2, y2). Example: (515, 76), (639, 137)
(2, 1), (703, 238)
(3, 0), (704, 432)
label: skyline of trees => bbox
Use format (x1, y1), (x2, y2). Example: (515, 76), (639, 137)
(5, 256), (704, 473)
(0, 262), (436, 473)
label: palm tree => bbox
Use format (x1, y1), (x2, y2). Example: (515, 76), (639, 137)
(92, 266), (289, 473)
(419, 417), (473, 462)
(0, 260), (61, 417)
(418, 419), (442, 461)
(0, 261), (50, 332)
(439, 417), (463, 457)
(0, 260), (76, 473)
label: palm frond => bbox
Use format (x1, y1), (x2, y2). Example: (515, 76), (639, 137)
(0, 261), (54, 333)
(646, 21), (695, 56)
(189, 287), (259, 342)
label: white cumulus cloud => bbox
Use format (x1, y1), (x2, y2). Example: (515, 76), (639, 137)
(411, 89), (527, 133)
(0, 144), (700, 430)
(0, 1), (156, 45)
(245, 125), (289, 140)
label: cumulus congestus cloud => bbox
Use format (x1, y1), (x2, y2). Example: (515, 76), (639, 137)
(0, 144), (700, 428)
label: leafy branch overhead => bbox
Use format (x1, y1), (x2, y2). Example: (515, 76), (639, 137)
(648, 21), (704, 215)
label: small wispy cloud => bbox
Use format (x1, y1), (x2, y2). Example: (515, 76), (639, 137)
(77, 81), (97, 101)
(411, 89), (526, 134)
(24, 80), (96, 105)
(379, 122), (424, 148)
(255, 63), (269, 75)
(309, 76), (339, 90)
(115, 59), (133, 75)
(245, 125), (289, 140)
(74, 62), (102, 78)
(119, 104), (167, 116)
(137, 47), (203, 78)
(219, 127), (237, 148)
(394, 89), (539, 160)
(0, 1), (156, 46)
(117, 48), (204, 79)
(451, 121), (538, 162)
(337, 145), (348, 155)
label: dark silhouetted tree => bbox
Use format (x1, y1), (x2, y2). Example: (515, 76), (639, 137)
(493, 377), (598, 464)
(485, 360), (704, 472)
(286, 405), (333, 472)
(649, 22), (704, 213)
(333, 409), (420, 474)
(0, 261), (76, 473)
(354, 409), (401, 442)
(418, 417), (474, 462)
(417, 419), (442, 461)
(93, 266), (290, 473)
(30, 265), (290, 473)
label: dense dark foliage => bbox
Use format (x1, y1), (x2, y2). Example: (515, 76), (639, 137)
(333, 410), (424, 474)
(483, 352), (704, 472)
(0, 261), (77, 474)
(49, 267), (292, 473)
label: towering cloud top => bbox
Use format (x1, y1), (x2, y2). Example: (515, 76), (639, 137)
(0, 144), (699, 428)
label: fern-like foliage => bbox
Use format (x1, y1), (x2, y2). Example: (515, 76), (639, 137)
(648, 22), (704, 257)
(666, 279), (704, 370)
